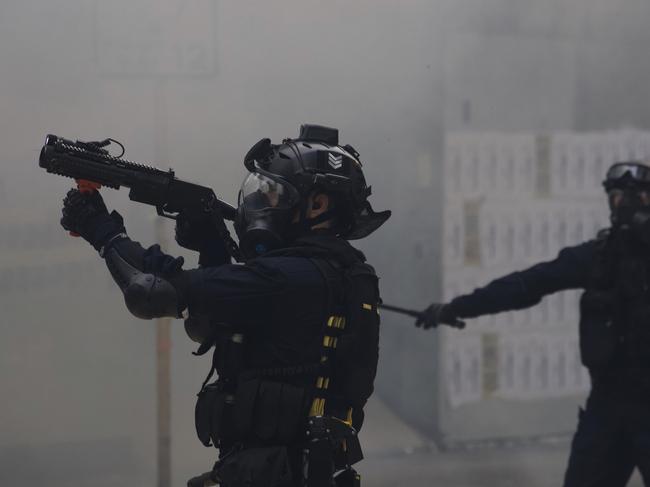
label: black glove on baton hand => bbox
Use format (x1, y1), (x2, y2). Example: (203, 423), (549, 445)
(415, 303), (465, 329)
(61, 188), (125, 252)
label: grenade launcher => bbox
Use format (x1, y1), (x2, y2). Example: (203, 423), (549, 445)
(39, 134), (243, 260)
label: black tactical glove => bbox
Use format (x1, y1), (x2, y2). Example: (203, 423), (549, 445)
(175, 211), (229, 266)
(415, 303), (465, 329)
(61, 188), (125, 252)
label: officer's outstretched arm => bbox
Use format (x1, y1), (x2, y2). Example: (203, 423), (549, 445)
(444, 240), (597, 320)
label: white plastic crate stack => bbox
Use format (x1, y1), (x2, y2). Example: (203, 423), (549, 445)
(440, 129), (650, 413)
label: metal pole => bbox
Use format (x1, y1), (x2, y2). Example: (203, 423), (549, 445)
(154, 79), (172, 487)
(156, 283), (172, 487)
(156, 294), (172, 487)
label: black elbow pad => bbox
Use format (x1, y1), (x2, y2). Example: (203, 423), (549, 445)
(123, 273), (181, 319)
(105, 246), (183, 319)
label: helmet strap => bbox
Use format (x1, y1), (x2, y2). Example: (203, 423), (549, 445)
(304, 210), (337, 228)
(287, 209), (337, 240)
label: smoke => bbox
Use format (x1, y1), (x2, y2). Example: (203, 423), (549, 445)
(1, 1), (649, 485)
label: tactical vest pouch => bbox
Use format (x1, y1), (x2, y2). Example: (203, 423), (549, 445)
(197, 378), (309, 447)
(276, 380), (308, 443)
(231, 378), (309, 444)
(195, 382), (229, 447)
(254, 381), (282, 441)
(232, 378), (261, 439)
(579, 290), (619, 370)
(216, 446), (292, 487)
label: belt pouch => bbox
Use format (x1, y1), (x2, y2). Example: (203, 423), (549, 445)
(233, 378), (260, 439)
(253, 381), (282, 441)
(277, 383), (307, 443)
(195, 384), (224, 447)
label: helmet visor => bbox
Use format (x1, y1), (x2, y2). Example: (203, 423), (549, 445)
(605, 162), (650, 186)
(238, 172), (299, 211)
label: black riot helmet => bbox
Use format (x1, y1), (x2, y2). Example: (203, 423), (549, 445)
(603, 160), (650, 227)
(234, 124), (391, 258)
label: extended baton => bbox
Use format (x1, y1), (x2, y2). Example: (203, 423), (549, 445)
(379, 303), (466, 329)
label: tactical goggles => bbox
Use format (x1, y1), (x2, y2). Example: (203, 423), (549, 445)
(604, 161), (650, 189)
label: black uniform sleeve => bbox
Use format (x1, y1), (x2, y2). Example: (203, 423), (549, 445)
(103, 235), (322, 327)
(182, 256), (323, 327)
(449, 241), (596, 319)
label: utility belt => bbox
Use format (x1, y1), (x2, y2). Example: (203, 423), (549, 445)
(188, 416), (362, 487)
(195, 376), (362, 452)
(193, 378), (361, 487)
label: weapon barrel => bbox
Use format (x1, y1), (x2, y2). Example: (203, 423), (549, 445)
(39, 134), (167, 187)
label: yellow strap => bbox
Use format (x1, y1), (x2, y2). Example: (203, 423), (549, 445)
(308, 397), (325, 417)
(327, 316), (346, 328)
(309, 398), (319, 417)
(345, 408), (354, 426)
(341, 408), (354, 451)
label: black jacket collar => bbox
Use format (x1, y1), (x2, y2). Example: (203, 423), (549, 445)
(263, 233), (366, 267)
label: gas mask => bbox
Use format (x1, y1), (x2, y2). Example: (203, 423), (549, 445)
(604, 162), (650, 240)
(234, 171), (300, 259)
(608, 188), (647, 227)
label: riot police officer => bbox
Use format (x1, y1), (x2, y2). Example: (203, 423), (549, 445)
(417, 161), (650, 486)
(60, 124), (390, 487)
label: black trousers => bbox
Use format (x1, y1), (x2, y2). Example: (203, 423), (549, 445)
(563, 387), (650, 487)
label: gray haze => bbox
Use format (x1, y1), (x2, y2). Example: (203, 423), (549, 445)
(1, 1), (649, 485)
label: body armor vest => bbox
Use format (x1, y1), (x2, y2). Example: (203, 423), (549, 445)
(580, 230), (650, 381)
(190, 236), (379, 487)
